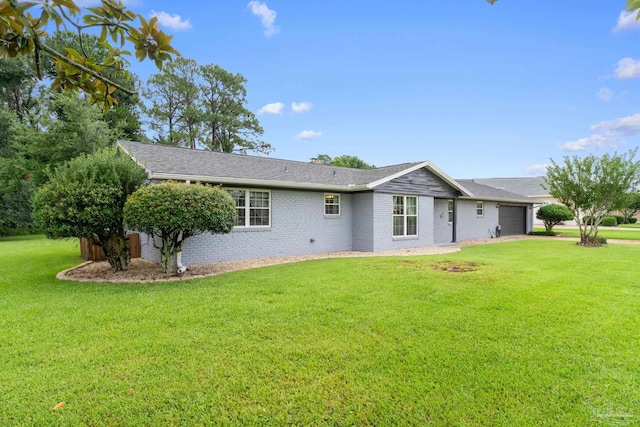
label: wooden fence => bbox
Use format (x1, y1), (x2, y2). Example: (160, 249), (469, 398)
(80, 234), (141, 261)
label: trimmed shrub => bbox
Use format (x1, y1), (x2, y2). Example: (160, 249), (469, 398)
(582, 216), (595, 225)
(124, 182), (237, 273)
(601, 216), (618, 227)
(32, 150), (147, 271)
(630, 217), (638, 224)
(529, 230), (558, 236)
(614, 215), (626, 225)
(536, 204), (573, 231)
(585, 236), (607, 246)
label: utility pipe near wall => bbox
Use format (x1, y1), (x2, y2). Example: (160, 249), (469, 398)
(176, 231), (187, 274)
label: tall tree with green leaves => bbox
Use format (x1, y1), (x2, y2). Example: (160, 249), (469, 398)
(144, 60), (270, 154)
(144, 57), (201, 148)
(0, 109), (34, 234)
(199, 64), (270, 154)
(312, 154), (375, 169)
(621, 192), (640, 223)
(42, 31), (145, 140)
(0, 0), (179, 108)
(21, 91), (116, 185)
(545, 149), (640, 246)
(0, 56), (42, 126)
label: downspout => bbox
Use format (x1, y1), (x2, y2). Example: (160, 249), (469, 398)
(176, 231), (187, 274)
(452, 198), (458, 243)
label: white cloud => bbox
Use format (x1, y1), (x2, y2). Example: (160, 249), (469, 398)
(291, 102), (313, 114)
(150, 10), (192, 31)
(525, 164), (550, 175)
(247, 1), (280, 37)
(296, 130), (323, 141)
(613, 10), (640, 32)
(562, 113), (640, 151)
(258, 102), (284, 115)
(597, 87), (613, 102)
(615, 57), (640, 79)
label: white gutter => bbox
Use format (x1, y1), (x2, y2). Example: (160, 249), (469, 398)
(458, 196), (534, 204)
(151, 173), (370, 192)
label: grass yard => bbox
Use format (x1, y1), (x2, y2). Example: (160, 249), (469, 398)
(2, 236), (640, 425)
(534, 227), (640, 241)
(619, 223), (640, 229)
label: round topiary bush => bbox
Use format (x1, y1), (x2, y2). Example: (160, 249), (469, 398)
(124, 181), (237, 273)
(536, 204), (573, 231)
(601, 216), (618, 227)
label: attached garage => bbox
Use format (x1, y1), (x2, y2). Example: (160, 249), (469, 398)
(499, 205), (527, 236)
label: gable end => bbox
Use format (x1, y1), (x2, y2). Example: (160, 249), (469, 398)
(373, 168), (460, 197)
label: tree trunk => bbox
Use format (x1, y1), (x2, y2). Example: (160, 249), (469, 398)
(160, 237), (173, 273)
(99, 235), (131, 271)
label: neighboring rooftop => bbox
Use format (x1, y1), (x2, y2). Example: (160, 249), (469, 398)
(471, 177), (548, 197)
(456, 180), (535, 204)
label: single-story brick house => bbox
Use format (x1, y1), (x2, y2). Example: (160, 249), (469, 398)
(117, 140), (534, 265)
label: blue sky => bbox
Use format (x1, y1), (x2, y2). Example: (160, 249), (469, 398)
(99, 1), (640, 178)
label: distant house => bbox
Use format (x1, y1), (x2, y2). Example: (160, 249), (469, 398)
(471, 177), (574, 225)
(117, 141), (534, 265)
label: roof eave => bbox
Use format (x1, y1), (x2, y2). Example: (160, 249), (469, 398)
(458, 196), (534, 204)
(151, 173), (369, 192)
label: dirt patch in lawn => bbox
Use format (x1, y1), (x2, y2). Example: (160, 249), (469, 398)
(430, 260), (481, 272)
(399, 259), (481, 273)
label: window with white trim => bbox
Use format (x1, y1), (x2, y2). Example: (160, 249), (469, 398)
(447, 199), (454, 223)
(324, 193), (340, 215)
(393, 195), (418, 236)
(476, 201), (484, 217)
(226, 189), (270, 227)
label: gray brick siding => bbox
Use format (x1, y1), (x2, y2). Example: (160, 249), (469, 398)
(433, 198), (453, 244)
(138, 188), (532, 266)
(455, 199), (499, 241)
(352, 193), (374, 252)
(140, 189), (353, 265)
(371, 192), (435, 251)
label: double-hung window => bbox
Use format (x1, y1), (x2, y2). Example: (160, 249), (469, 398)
(476, 201), (484, 217)
(393, 195), (418, 236)
(226, 189), (270, 227)
(324, 193), (340, 215)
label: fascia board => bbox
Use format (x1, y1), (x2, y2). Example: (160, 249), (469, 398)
(151, 173), (369, 192)
(458, 196), (535, 204)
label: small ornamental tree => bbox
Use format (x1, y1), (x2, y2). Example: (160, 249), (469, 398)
(32, 149), (147, 270)
(536, 204), (573, 231)
(124, 182), (237, 273)
(545, 149), (640, 246)
(622, 192), (640, 224)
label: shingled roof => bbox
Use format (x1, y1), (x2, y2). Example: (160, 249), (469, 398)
(456, 179), (535, 204)
(116, 140), (471, 194)
(471, 177), (548, 197)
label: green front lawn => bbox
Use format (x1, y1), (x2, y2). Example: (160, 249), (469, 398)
(2, 236), (640, 425)
(535, 227), (640, 240)
(619, 223), (640, 229)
